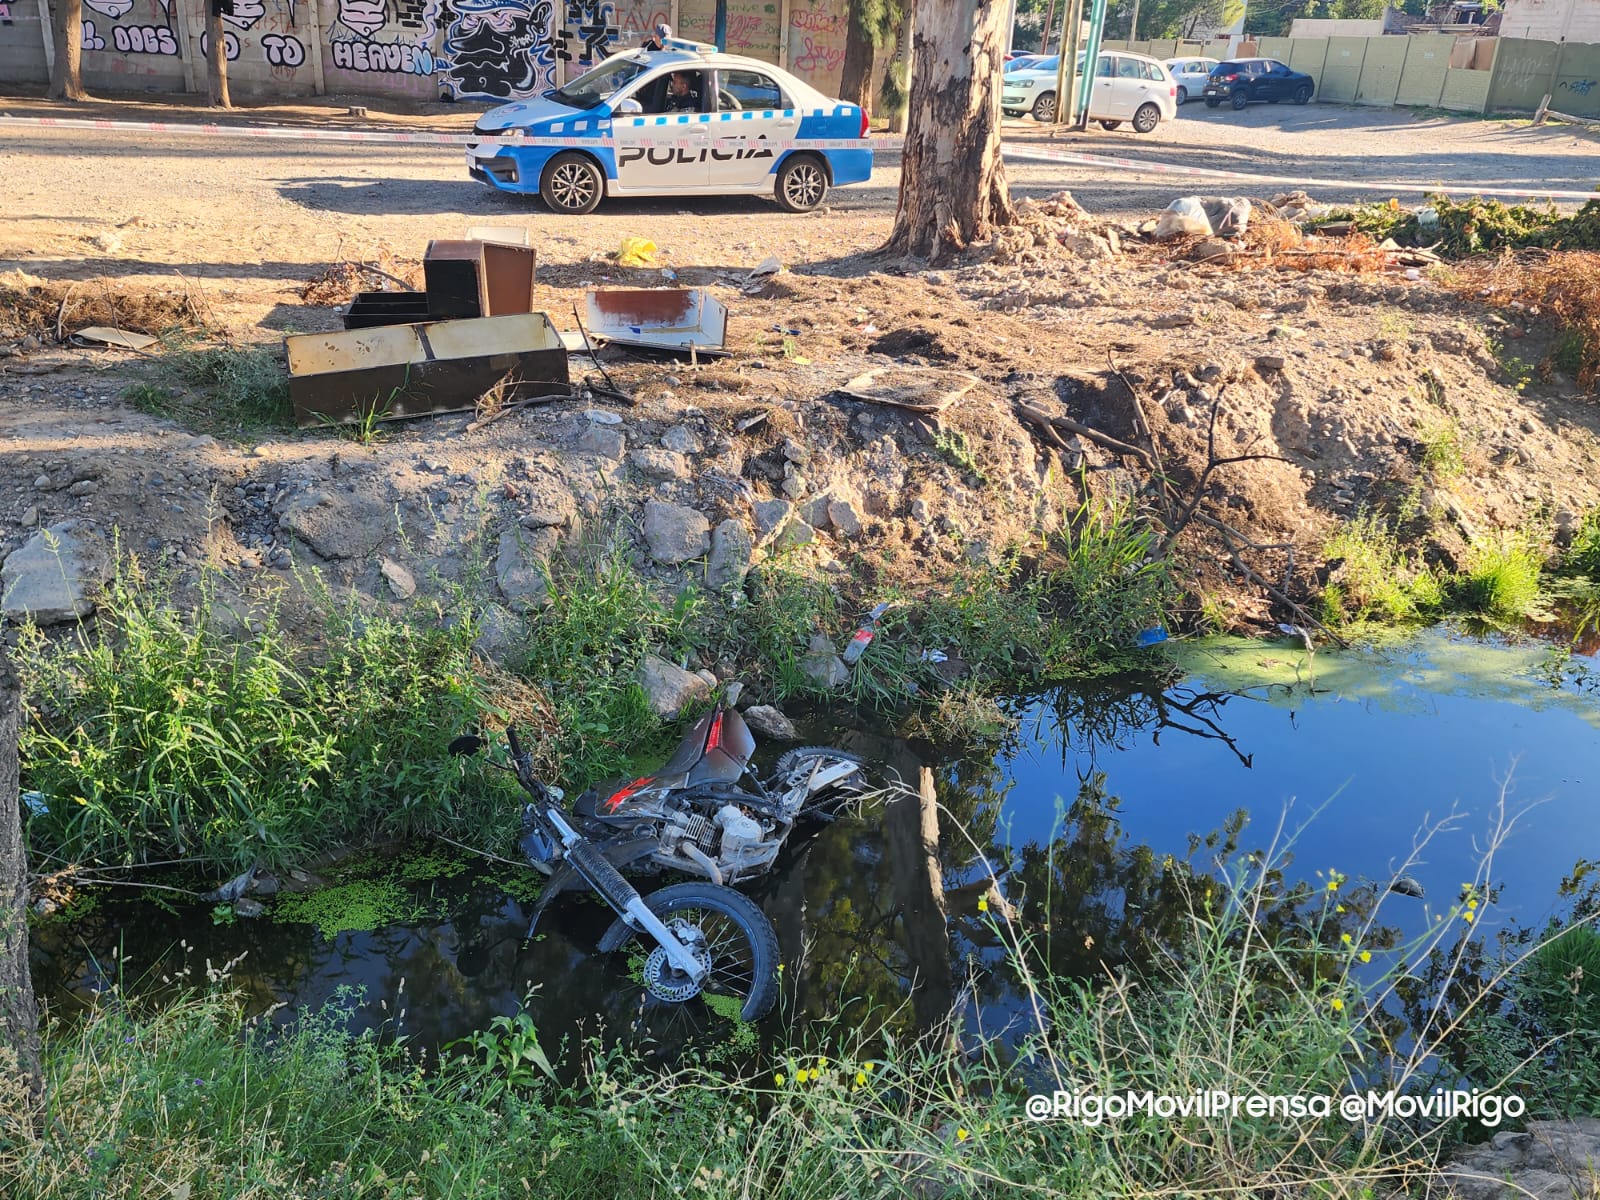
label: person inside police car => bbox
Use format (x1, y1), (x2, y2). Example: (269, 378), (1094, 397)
(663, 71), (701, 113)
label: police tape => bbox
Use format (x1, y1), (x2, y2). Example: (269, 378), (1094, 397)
(0, 113), (886, 151)
(3, 113), (1595, 201)
(1000, 143), (1600, 201)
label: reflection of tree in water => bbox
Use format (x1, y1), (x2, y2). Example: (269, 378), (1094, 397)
(1027, 674), (1259, 774)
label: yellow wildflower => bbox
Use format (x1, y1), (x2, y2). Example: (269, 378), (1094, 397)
(1330, 997), (1345, 1012)
(956, 1128), (970, 1142)
(1359, 950), (1372, 963)
(774, 1073), (786, 1086)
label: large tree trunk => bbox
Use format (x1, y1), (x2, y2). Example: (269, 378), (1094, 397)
(884, 5), (914, 132)
(47, 0), (88, 101)
(839, 0), (877, 114)
(884, 0), (1014, 262)
(0, 646), (44, 1118)
(205, 0), (232, 109)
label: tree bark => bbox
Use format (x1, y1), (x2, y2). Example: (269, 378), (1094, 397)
(205, 0), (232, 109)
(884, 0), (1014, 262)
(885, 5), (914, 132)
(47, 0), (88, 101)
(0, 646), (44, 1118)
(839, 0), (877, 114)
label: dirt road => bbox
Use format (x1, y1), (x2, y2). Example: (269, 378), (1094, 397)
(1, 94), (1594, 328)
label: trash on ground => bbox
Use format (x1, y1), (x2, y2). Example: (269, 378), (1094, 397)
(464, 224), (530, 246)
(735, 410), (770, 433)
(71, 325), (160, 351)
(841, 601), (892, 665)
(584, 288), (728, 355)
(424, 238), (537, 321)
(1154, 197), (1213, 240)
(614, 237), (659, 267)
(749, 256), (782, 278)
(1203, 197), (1252, 239)
(1388, 874), (1426, 898)
(202, 867), (258, 903)
(918, 649), (949, 663)
(343, 291), (431, 329)
(21, 791), (48, 817)
(836, 365), (980, 414)
(285, 311), (569, 428)
(1135, 626), (1169, 648)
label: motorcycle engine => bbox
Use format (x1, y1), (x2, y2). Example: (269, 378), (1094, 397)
(658, 793), (783, 883)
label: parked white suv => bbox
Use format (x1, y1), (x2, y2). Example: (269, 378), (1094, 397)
(1001, 51), (1177, 133)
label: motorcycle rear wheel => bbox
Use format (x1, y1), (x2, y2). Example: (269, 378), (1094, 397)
(599, 881), (780, 1022)
(772, 746), (869, 815)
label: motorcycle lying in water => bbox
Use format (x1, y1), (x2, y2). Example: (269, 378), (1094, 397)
(449, 684), (865, 1022)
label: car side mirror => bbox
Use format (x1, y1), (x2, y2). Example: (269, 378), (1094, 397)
(615, 97), (643, 115)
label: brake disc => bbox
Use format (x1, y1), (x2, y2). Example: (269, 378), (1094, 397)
(641, 919), (712, 1003)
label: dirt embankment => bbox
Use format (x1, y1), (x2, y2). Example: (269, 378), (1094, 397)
(3, 192), (1598, 658)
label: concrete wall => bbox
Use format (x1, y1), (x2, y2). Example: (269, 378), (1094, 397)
(1499, 0), (1600, 44)
(1353, 30), (1406, 102)
(1318, 36), (1368, 101)
(2, 0), (54, 84)
(1551, 39), (1600, 113)
(14, 0), (855, 103)
(1395, 33), (1454, 106)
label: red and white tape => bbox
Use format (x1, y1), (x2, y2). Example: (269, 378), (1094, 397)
(3, 114), (1594, 201)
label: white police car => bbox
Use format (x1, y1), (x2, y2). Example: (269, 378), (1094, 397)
(468, 37), (872, 215)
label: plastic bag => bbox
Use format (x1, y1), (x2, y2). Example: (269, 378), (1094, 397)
(1201, 196), (1252, 239)
(1154, 197), (1212, 240)
(614, 237), (658, 266)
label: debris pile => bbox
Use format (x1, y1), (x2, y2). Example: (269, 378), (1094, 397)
(0, 270), (206, 346)
(990, 191), (1126, 266)
(298, 250), (422, 306)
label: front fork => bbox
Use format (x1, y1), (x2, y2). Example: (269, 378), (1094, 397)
(539, 806), (708, 982)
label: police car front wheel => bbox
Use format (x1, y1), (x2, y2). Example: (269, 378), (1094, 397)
(540, 153), (605, 215)
(775, 155), (829, 213)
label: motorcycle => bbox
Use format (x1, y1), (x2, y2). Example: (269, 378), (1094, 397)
(450, 684), (865, 1022)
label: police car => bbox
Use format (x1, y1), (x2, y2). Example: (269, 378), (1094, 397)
(467, 37), (872, 214)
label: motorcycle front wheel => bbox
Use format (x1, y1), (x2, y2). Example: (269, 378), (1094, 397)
(598, 881), (780, 1023)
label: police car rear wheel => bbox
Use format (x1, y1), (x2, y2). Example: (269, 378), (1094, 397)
(541, 153), (604, 215)
(776, 156), (828, 213)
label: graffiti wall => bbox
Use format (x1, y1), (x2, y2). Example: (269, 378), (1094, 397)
(321, 0), (442, 99)
(784, 0), (846, 95)
(80, 0), (189, 90)
(21, 0), (887, 104)
(437, 0), (555, 100)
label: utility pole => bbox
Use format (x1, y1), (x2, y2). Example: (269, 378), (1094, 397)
(1129, 0), (1139, 41)
(715, 0), (727, 48)
(1075, 0), (1108, 130)
(1053, 0), (1084, 127)
(1040, 0), (1057, 52)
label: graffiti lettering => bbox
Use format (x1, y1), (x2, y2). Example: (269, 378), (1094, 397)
(221, 0), (266, 30)
(725, 12), (760, 47)
(339, 0), (387, 37)
(556, 0), (618, 69)
(792, 35), (843, 73)
(80, 19), (106, 49)
(1559, 78), (1596, 96)
(0, 2), (12, 22)
(113, 24), (179, 53)
(262, 32), (306, 65)
(198, 29), (243, 60)
(788, 8), (842, 33)
(617, 7), (667, 32)
(332, 38), (436, 73)
(83, 0), (133, 17)
(440, 0), (556, 100)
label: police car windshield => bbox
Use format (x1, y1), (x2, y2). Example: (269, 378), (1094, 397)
(553, 55), (651, 110)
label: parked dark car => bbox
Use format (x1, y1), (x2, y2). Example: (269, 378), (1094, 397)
(1202, 58), (1315, 109)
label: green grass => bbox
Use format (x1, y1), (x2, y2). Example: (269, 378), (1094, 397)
(124, 340), (294, 435)
(6, 813), (1581, 1200)
(1319, 513), (1445, 627)
(1419, 416), (1466, 479)
(16, 560), (521, 874)
(1452, 531), (1545, 622)
(932, 428), (990, 485)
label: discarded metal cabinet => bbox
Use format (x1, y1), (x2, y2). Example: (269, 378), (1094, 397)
(285, 312), (569, 428)
(343, 290), (431, 329)
(424, 239), (537, 322)
(584, 288), (728, 355)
